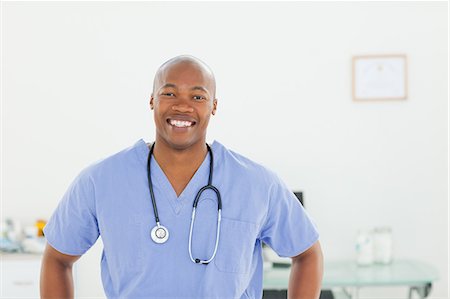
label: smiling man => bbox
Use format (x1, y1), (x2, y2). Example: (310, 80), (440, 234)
(41, 55), (323, 299)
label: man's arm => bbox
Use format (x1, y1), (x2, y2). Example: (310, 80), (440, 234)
(40, 243), (81, 299)
(288, 240), (323, 299)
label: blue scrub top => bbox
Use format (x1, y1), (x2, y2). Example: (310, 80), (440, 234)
(44, 139), (319, 299)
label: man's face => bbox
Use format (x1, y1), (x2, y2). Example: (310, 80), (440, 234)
(150, 62), (217, 151)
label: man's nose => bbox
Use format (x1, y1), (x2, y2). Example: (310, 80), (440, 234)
(172, 97), (194, 113)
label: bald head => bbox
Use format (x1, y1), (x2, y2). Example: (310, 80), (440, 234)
(153, 55), (216, 98)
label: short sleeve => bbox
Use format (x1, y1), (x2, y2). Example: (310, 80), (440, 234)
(43, 169), (99, 256)
(259, 176), (319, 258)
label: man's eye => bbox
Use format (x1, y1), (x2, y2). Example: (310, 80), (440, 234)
(193, 95), (205, 101)
(163, 93), (175, 96)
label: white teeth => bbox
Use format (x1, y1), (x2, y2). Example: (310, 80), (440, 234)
(170, 119), (193, 127)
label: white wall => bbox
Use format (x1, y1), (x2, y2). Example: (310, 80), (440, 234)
(2, 2), (448, 298)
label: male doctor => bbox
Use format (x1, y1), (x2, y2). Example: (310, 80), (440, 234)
(41, 55), (323, 299)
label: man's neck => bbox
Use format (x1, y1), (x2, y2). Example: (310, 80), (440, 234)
(152, 138), (208, 173)
(151, 138), (208, 197)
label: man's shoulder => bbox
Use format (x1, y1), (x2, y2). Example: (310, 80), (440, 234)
(213, 141), (279, 182)
(79, 139), (146, 178)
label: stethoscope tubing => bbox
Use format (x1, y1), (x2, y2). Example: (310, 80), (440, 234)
(188, 207), (221, 264)
(147, 142), (222, 264)
(193, 184), (222, 210)
(147, 143), (161, 224)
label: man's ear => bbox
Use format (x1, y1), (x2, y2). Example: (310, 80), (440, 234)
(150, 95), (154, 110)
(212, 99), (218, 115)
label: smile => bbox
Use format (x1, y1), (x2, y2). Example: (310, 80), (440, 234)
(168, 119), (195, 128)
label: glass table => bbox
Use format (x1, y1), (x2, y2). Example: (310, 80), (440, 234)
(263, 259), (439, 299)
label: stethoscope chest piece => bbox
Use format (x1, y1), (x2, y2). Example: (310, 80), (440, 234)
(151, 223), (169, 244)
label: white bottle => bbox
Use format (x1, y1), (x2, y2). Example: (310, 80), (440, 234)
(355, 230), (374, 266)
(373, 227), (393, 264)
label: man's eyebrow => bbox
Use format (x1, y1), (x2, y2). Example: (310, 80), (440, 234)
(159, 83), (209, 94)
(191, 86), (209, 93)
(160, 83), (177, 89)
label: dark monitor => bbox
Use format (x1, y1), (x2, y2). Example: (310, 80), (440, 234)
(293, 191), (303, 206)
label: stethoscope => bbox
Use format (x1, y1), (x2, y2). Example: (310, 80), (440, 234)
(147, 142), (222, 264)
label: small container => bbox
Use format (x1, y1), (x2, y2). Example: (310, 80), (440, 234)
(35, 219), (47, 237)
(355, 229), (374, 266)
(373, 227), (393, 264)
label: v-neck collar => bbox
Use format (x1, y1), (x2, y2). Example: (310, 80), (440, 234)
(136, 139), (214, 215)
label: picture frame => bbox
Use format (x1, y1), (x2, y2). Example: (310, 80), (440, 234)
(352, 54), (408, 101)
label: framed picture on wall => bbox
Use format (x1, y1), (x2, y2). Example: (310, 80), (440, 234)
(352, 54), (408, 101)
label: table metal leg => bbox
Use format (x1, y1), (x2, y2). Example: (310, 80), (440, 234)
(408, 284), (433, 299)
(341, 287), (359, 299)
(341, 287), (352, 299)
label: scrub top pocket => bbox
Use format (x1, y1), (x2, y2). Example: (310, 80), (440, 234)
(214, 218), (258, 274)
(101, 217), (144, 271)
